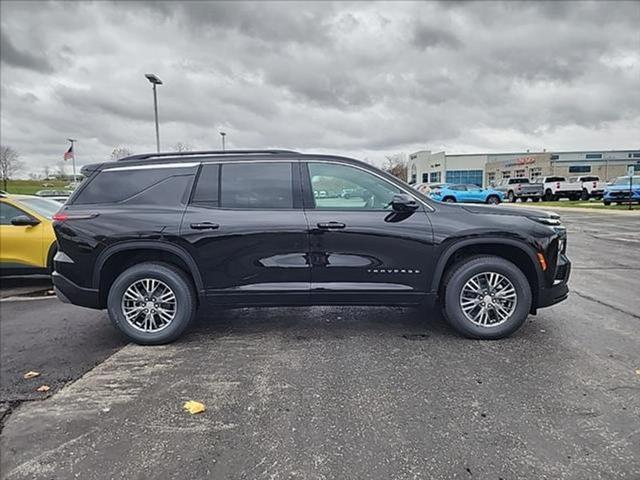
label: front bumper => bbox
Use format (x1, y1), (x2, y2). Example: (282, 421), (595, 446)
(536, 253), (571, 309)
(52, 271), (101, 309)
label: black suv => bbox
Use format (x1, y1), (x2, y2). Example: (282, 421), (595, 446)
(52, 150), (570, 344)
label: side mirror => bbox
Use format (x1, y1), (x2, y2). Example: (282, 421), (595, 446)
(391, 193), (419, 212)
(11, 215), (40, 227)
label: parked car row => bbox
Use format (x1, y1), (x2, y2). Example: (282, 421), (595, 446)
(603, 175), (640, 205)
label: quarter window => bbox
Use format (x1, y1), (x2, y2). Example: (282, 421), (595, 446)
(308, 162), (402, 210)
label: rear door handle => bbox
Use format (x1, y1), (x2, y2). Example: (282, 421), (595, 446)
(317, 222), (346, 229)
(190, 222), (220, 230)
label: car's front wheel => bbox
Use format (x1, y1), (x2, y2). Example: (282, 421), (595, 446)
(485, 195), (501, 205)
(442, 256), (532, 339)
(107, 262), (196, 345)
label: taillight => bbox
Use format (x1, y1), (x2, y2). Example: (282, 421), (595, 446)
(556, 182), (560, 189)
(593, 182), (597, 188)
(52, 211), (98, 222)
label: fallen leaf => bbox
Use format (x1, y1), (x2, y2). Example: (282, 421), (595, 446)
(183, 400), (206, 415)
(635, 368), (640, 376)
(36, 385), (50, 392)
(23, 371), (40, 379)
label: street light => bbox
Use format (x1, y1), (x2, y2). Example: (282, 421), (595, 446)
(145, 73), (163, 153)
(220, 131), (226, 151)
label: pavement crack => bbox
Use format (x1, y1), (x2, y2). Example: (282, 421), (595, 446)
(572, 290), (640, 320)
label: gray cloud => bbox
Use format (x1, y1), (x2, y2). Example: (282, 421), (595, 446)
(0, 28), (53, 72)
(0, 0), (638, 175)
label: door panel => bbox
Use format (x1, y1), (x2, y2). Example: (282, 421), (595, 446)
(0, 202), (45, 269)
(180, 162), (310, 305)
(303, 162), (435, 305)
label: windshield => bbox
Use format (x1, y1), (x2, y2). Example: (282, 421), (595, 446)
(613, 176), (640, 185)
(18, 197), (61, 219)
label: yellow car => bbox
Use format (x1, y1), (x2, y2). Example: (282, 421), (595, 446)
(0, 194), (61, 275)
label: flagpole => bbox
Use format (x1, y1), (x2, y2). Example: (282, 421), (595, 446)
(67, 138), (77, 183)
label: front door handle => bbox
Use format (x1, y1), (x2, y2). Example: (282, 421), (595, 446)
(317, 222), (346, 229)
(190, 222), (220, 230)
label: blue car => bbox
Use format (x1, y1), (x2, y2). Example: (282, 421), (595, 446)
(430, 183), (504, 204)
(603, 175), (640, 205)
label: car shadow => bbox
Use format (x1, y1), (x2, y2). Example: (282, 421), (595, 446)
(183, 305), (457, 343)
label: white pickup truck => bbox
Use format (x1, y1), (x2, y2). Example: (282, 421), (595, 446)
(534, 176), (583, 201)
(569, 175), (607, 200)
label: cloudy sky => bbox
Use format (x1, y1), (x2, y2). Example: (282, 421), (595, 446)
(1, 1), (639, 175)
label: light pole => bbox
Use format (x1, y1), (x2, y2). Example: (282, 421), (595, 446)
(66, 138), (77, 183)
(220, 131), (226, 151)
(145, 74), (163, 153)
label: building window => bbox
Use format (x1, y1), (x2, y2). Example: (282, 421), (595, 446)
(629, 164), (640, 172)
(501, 171), (511, 179)
(410, 154), (417, 160)
(514, 169), (526, 178)
(585, 153), (602, 159)
(429, 171), (441, 183)
(550, 154), (559, 160)
(530, 167), (542, 179)
(568, 165), (591, 173)
(410, 164), (417, 184)
(628, 153), (640, 158)
(445, 170), (483, 187)
(422, 173), (429, 183)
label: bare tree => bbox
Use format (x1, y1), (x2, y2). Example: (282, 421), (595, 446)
(383, 153), (408, 180)
(0, 145), (22, 191)
(172, 142), (192, 152)
(56, 162), (66, 178)
(110, 146), (132, 160)
(43, 165), (51, 179)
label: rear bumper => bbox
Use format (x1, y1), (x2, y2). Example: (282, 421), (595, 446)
(536, 254), (571, 309)
(52, 271), (101, 309)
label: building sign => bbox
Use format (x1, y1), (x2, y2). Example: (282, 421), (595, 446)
(504, 156), (537, 167)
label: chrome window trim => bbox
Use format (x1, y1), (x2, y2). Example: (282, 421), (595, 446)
(105, 162), (199, 172)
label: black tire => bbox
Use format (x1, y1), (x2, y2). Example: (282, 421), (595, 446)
(441, 255), (532, 339)
(532, 197), (540, 202)
(603, 200), (611, 206)
(107, 262), (196, 345)
(46, 243), (58, 274)
(485, 195), (500, 205)
(507, 191), (516, 203)
(443, 196), (456, 203)
(544, 190), (554, 201)
(580, 189), (589, 201)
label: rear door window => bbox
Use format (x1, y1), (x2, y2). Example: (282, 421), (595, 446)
(192, 162), (294, 209)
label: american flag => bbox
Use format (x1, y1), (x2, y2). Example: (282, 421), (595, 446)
(63, 143), (74, 161)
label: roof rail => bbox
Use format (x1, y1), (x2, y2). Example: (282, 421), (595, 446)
(117, 149), (300, 162)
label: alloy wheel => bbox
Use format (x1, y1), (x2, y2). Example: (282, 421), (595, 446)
(121, 278), (177, 332)
(459, 272), (517, 327)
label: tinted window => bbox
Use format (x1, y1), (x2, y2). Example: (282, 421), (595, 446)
(0, 202), (25, 225)
(546, 176), (565, 182)
(448, 184), (466, 191)
(509, 178), (530, 184)
(17, 197), (60, 218)
(74, 166), (195, 205)
(192, 164), (220, 207)
(308, 162), (401, 210)
(221, 163), (293, 209)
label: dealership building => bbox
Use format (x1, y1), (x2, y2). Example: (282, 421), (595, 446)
(407, 149), (640, 187)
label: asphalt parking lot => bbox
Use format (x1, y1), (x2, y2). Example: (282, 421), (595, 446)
(1, 208), (639, 479)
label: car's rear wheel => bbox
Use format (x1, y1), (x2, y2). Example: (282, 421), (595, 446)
(441, 256), (532, 339)
(603, 200), (611, 206)
(532, 197), (540, 202)
(507, 191), (516, 203)
(581, 189), (589, 201)
(107, 262), (196, 345)
(485, 195), (500, 205)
